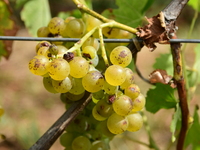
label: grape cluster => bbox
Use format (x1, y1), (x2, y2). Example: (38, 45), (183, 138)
(28, 15), (145, 150)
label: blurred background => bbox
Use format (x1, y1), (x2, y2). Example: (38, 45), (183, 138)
(0, 0), (199, 149)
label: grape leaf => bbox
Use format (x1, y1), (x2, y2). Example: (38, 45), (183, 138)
(20, 0), (51, 37)
(184, 106), (200, 149)
(187, 0), (200, 12)
(170, 104), (181, 142)
(193, 44), (200, 83)
(0, 0), (18, 59)
(111, 0), (154, 27)
(146, 83), (177, 113)
(153, 53), (173, 76)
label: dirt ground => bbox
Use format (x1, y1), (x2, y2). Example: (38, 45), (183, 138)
(0, 29), (199, 150)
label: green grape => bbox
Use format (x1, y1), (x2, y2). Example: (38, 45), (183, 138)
(61, 91), (85, 102)
(125, 84), (140, 99)
(82, 71), (104, 93)
(48, 58), (70, 80)
(105, 65), (126, 86)
(43, 76), (58, 93)
(66, 19), (86, 38)
(96, 99), (113, 118)
(107, 113), (128, 134)
(92, 90), (104, 103)
(35, 41), (51, 53)
(132, 93), (146, 112)
(48, 44), (58, 56)
(29, 55), (50, 76)
(55, 45), (68, 58)
(0, 105), (4, 117)
(85, 129), (102, 141)
(51, 34), (64, 45)
(37, 26), (50, 37)
(60, 132), (75, 147)
(103, 81), (118, 95)
(110, 46), (132, 67)
(120, 68), (135, 90)
(90, 140), (107, 150)
(69, 57), (89, 78)
(82, 37), (100, 51)
(96, 120), (115, 138)
(37, 46), (50, 58)
(69, 77), (85, 95)
(92, 105), (106, 121)
(82, 46), (97, 59)
(102, 27), (120, 38)
(52, 77), (72, 93)
(73, 115), (89, 133)
(89, 54), (99, 67)
(112, 95), (133, 116)
(48, 17), (65, 34)
(72, 136), (91, 150)
(126, 112), (143, 132)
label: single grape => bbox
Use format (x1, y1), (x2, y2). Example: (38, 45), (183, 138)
(112, 95), (133, 116)
(89, 54), (99, 67)
(35, 41), (51, 53)
(96, 120), (115, 138)
(73, 115), (90, 133)
(72, 136), (91, 150)
(126, 112), (143, 132)
(60, 132), (75, 147)
(48, 58), (70, 80)
(92, 105), (106, 121)
(52, 77), (72, 93)
(132, 93), (146, 112)
(107, 113), (128, 134)
(85, 129), (102, 141)
(90, 140), (107, 150)
(96, 99), (113, 118)
(82, 71), (104, 93)
(48, 44), (58, 56)
(28, 55), (50, 76)
(69, 77), (85, 95)
(37, 46), (50, 58)
(120, 68), (135, 89)
(102, 27), (120, 38)
(66, 19), (86, 38)
(43, 76), (58, 93)
(37, 26), (50, 37)
(92, 90), (105, 103)
(110, 46), (132, 67)
(103, 81), (118, 95)
(55, 45), (68, 58)
(105, 65), (126, 86)
(82, 37), (100, 51)
(125, 84), (140, 99)
(82, 46), (97, 59)
(48, 17), (65, 34)
(69, 57), (89, 78)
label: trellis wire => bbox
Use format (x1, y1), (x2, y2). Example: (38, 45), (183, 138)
(0, 36), (200, 43)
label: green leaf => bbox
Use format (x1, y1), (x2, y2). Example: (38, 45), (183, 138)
(16, 0), (29, 8)
(113, 0), (154, 27)
(20, 0), (51, 37)
(153, 53), (173, 76)
(146, 83), (177, 113)
(184, 106), (200, 149)
(187, 0), (200, 12)
(170, 104), (181, 142)
(194, 44), (200, 83)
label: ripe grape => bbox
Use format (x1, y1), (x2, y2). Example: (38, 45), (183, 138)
(96, 99), (113, 118)
(73, 115), (90, 133)
(105, 65), (126, 86)
(60, 132), (75, 147)
(103, 81), (118, 95)
(82, 37), (100, 51)
(65, 19), (86, 38)
(107, 113), (128, 134)
(120, 68), (135, 89)
(113, 95), (133, 116)
(37, 46), (50, 58)
(82, 71), (104, 93)
(102, 27), (120, 38)
(92, 90), (104, 103)
(90, 140), (107, 150)
(132, 93), (146, 112)
(125, 84), (140, 99)
(72, 136), (91, 150)
(37, 26), (50, 37)
(28, 55), (50, 76)
(126, 112), (143, 132)
(89, 54), (99, 67)
(35, 41), (51, 52)
(92, 105), (106, 121)
(48, 58), (70, 80)
(69, 77), (85, 95)
(43, 76), (58, 93)
(110, 46), (132, 67)
(69, 57), (89, 78)
(52, 77), (72, 93)
(60, 91), (85, 102)
(48, 17), (65, 34)
(82, 46), (97, 59)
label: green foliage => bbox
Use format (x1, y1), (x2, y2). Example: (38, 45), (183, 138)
(187, 0), (200, 12)
(146, 83), (177, 113)
(184, 106), (200, 149)
(20, 0), (51, 37)
(153, 53), (173, 76)
(194, 44), (200, 83)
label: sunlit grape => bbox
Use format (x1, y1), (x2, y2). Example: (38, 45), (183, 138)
(125, 84), (140, 99)
(92, 105), (106, 121)
(52, 77), (72, 93)
(120, 68), (135, 89)
(48, 17), (65, 34)
(43, 76), (58, 93)
(37, 26), (50, 37)
(132, 93), (146, 112)
(126, 112), (143, 132)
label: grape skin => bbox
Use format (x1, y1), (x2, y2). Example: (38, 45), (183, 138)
(125, 84), (140, 99)
(132, 93), (146, 112)
(48, 17), (65, 35)
(43, 76), (58, 93)
(52, 77), (72, 93)
(126, 112), (143, 132)
(92, 105), (106, 121)
(72, 136), (92, 150)
(120, 68), (135, 90)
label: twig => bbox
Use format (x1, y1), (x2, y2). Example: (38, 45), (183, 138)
(29, 92), (92, 150)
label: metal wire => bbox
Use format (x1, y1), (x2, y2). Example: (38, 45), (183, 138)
(0, 36), (200, 43)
